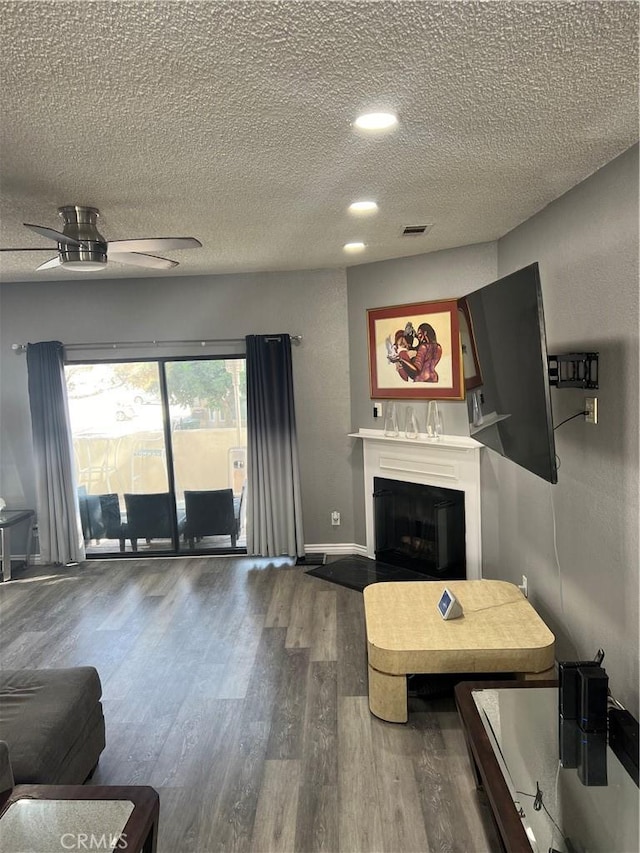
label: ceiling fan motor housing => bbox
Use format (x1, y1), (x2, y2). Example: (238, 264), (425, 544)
(58, 205), (107, 267)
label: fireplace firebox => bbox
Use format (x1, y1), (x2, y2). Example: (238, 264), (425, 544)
(373, 476), (465, 581)
(351, 429), (481, 579)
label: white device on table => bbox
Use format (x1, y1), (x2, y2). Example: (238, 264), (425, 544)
(437, 587), (463, 620)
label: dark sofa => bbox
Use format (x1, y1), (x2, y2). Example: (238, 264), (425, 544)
(0, 667), (106, 785)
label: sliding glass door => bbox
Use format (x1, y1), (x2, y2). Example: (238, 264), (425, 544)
(65, 356), (246, 557)
(166, 359), (246, 553)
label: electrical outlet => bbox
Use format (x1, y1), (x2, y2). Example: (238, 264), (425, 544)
(585, 397), (598, 424)
(331, 510), (341, 526)
(373, 403), (382, 418)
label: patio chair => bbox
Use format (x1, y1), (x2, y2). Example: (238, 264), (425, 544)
(78, 490), (125, 550)
(78, 487), (100, 543)
(123, 492), (178, 552)
(183, 488), (239, 549)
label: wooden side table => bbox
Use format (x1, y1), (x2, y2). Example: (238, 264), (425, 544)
(364, 580), (555, 722)
(0, 784), (159, 852)
(0, 509), (35, 581)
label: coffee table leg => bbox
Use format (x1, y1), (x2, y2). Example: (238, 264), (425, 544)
(368, 664), (408, 723)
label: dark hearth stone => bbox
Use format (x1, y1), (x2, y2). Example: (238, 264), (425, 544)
(296, 553), (326, 566)
(304, 554), (429, 592)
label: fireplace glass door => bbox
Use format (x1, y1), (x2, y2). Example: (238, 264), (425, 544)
(373, 477), (465, 580)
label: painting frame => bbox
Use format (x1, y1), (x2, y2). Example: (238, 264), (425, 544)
(458, 297), (483, 391)
(367, 298), (464, 400)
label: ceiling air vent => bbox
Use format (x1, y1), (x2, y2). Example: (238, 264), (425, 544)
(401, 224), (433, 236)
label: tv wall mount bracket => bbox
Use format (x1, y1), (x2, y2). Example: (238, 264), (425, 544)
(548, 352), (599, 389)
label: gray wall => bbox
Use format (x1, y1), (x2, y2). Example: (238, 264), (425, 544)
(0, 267), (354, 549)
(346, 242), (498, 545)
(346, 145), (639, 714)
(491, 144), (639, 715)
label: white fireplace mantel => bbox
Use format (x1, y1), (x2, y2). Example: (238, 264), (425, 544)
(350, 429), (482, 579)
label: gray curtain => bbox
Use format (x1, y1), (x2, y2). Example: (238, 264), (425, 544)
(26, 341), (85, 564)
(246, 334), (305, 557)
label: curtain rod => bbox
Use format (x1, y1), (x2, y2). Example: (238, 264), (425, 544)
(11, 335), (302, 353)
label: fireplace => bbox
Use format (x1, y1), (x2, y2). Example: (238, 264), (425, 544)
(374, 477), (465, 580)
(350, 429), (482, 580)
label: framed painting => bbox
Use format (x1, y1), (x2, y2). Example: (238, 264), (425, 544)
(458, 297), (483, 390)
(367, 298), (464, 400)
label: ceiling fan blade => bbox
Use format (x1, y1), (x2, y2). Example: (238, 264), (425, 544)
(107, 237), (202, 253)
(35, 257), (62, 271)
(24, 223), (84, 247)
(108, 251), (179, 270)
(0, 247), (59, 252)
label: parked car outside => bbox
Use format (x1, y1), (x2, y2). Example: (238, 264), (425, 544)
(115, 402), (137, 421)
(131, 391), (161, 406)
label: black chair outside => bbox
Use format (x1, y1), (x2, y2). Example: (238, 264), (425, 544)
(78, 490), (125, 550)
(183, 488), (239, 549)
(78, 487), (99, 543)
(100, 493), (126, 551)
(123, 492), (178, 552)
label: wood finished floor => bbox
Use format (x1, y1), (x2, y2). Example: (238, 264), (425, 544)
(0, 557), (501, 852)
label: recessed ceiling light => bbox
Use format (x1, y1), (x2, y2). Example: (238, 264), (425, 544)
(348, 201), (378, 214)
(354, 112), (398, 131)
(343, 242), (366, 253)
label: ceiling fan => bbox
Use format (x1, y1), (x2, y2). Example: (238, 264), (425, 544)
(0, 205), (202, 271)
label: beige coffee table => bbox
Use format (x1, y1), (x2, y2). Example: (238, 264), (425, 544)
(364, 580), (555, 723)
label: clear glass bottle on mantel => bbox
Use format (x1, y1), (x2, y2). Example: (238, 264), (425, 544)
(471, 390), (484, 427)
(404, 405), (419, 439)
(425, 400), (443, 440)
(383, 401), (399, 436)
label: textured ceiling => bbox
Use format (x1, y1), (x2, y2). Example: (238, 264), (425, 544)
(0, 0), (637, 282)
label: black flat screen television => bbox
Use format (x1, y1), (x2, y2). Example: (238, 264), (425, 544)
(460, 262), (558, 484)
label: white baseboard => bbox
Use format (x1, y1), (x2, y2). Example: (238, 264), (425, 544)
(27, 545), (368, 563)
(304, 543), (367, 557)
